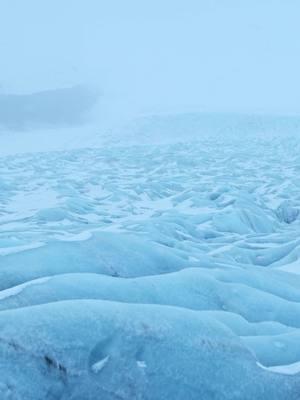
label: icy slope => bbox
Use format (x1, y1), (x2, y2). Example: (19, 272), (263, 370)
(1, 114), (300, 399)
(1, 301), (299, 400)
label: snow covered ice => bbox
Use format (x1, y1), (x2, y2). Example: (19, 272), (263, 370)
(1, 113), (300, 399)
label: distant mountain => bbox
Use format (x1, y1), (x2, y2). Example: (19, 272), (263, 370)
(0, 85), (98, 130)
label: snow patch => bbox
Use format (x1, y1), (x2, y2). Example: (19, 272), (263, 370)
(0, 277), (51, 300)
(137, 360), (147, 368)
(257, 361), (300, 375)
(91, 356), (110, 374)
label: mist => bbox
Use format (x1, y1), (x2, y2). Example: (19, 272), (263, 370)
(1, 0), (300, 125)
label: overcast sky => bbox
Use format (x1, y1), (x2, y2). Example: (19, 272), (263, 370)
(1, 0), (299, 116)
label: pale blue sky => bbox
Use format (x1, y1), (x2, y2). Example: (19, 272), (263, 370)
(1, 0), (299, 115)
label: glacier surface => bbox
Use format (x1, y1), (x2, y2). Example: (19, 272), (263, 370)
(1, 113), (300, 399)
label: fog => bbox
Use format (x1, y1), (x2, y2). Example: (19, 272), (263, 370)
(1, 0), (300, 125)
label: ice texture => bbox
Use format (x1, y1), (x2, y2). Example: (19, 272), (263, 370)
(1, 113), (300, 399)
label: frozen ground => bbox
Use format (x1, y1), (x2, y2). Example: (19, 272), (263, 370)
(1, 113), (300, 399)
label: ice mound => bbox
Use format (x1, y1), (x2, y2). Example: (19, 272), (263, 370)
(0, 300), (299, 400)
(1, 268), (300, 330)
(0, 232), (185, 290)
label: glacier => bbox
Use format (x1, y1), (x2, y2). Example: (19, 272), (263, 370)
(1, 113), (300, 399)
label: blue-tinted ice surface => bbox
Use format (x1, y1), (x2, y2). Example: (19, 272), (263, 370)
(1, 114), (300, 399)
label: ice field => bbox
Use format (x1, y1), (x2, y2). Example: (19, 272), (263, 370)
(1, 113), (300, 399)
